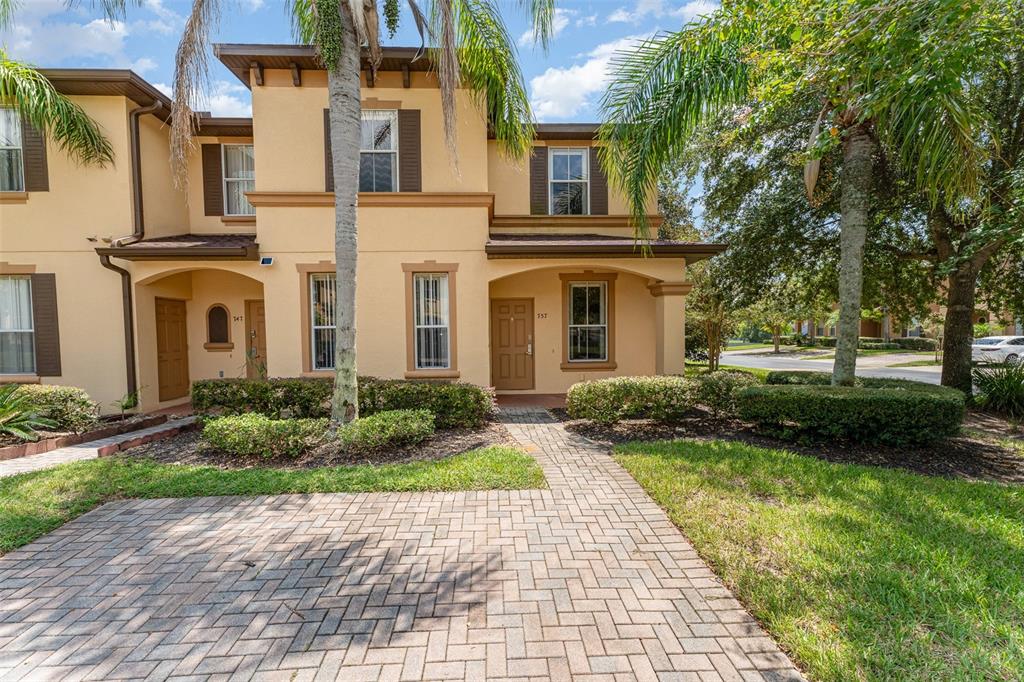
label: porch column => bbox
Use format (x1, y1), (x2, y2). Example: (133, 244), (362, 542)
(649, 281), (692, 376)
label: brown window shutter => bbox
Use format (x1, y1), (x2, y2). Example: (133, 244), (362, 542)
(397, 109), (421, 192)
(21, 117), (49, 192)
(589, 147), (608, 215)
(30, 274), (61, 377)
(201, 144), (223, 216)
(324, 109), (334, 192)
(529, 146), (548, 215)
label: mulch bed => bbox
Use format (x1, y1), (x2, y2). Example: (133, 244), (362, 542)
(551, 408), (1024, 485)
(120, 420), (518, 469)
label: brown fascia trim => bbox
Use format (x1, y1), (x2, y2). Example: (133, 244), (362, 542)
(485, 244), (728, 259)
(487, 124), (600, 141)
(39, 69), (173, 122)
(94, 244), (260, 261)
(214, 43), (430, 88)
(196, 116), (254, 137)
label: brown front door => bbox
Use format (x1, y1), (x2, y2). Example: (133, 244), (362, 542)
(491, 298), (534, 390)
(155, 297), (189, 401)
(245, 299), (268, 379)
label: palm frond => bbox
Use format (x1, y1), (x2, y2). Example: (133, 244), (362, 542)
(0, 0), (18, 30)
(598, 23), (751, 240)
(0, 52), (113, 165)
(452, 0), (533, 158)
(516, 0), (554, 50)
(430, 0), (461, 158)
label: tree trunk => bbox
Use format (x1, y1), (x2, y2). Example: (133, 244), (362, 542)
(328, 10), (363, 424)
(773, 325), (781, 353)
(832, 123), (874, 386)
(941, 264), (978, 395)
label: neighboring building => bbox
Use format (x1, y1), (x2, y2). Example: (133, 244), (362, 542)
(0, 45), (724, 412)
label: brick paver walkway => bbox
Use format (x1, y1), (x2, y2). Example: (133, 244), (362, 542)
(0, 417), (197, 479)
(0, 408), (801, 681)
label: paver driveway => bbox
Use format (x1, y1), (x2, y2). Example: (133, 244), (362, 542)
(0, 408), (802, 681)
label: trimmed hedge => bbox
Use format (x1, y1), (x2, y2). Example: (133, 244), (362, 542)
(692, 370), (761, 417)
(359, 378), (493, 429)
(338, 409), (435, 451)
(737, 383), (965, 445)
(567, 376), (694, 425)
(15, 385), (98, 432)
(191, 377), (493, 429)
(859, 342), (902, 351)
(764, 370), (947, 391)
(202, 414), (327, 458)
(894, 337), (938, 352)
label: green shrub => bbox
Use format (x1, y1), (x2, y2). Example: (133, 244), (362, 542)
(764, 370), (947, 392)
(566, 376), (695, 425)
(192, 378), (332, 418)
(0, 385), (58, 441)
(894, 337), (938, 352)
(202, 413), (327, 458)
(973, 364), (1024, 418)
(859, 342), (902, 351)
(692, 370), (761, 417)
(15, 384), (97, 432)
(358, 378), (493, 429)
(338, 409), (435, 451)
(737, 384), (965, 445)
(192, 377), (492, 429)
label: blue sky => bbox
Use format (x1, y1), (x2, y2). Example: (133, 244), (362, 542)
(1, 0), (717, 121)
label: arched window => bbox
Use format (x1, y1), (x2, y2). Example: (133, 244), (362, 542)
(206, 305), (230, 347)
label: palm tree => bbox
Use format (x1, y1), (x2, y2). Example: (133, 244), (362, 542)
(599, 0), (1014, 386)
(102, 0), (552, 424)
(0, 53), (113, 167)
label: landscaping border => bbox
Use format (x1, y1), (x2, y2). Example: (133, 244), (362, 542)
(0, 414), (168, 461)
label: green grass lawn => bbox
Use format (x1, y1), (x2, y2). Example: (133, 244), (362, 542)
(616, 439), (1024, 681)
(0, 446), (544, 555)
(806, 348), (923, 361)
(889, 359), (942, 367)
(725, 342), (774, 351)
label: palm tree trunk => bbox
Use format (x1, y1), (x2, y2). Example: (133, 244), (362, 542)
(832, 123), (874, 386)
(941, 264), (977, 395)
(327, 9), (363, 424)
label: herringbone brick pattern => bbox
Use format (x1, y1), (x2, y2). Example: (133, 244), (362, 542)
(0, 408), (802, 681)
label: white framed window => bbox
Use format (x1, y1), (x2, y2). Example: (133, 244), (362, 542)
(549, 147), (588, 215)
(0, 108), (25, 193)
(0, 276), (34, 374)
(413, 273), (450, 369)
(568, 282), (607, 362)
(222, 144), (255, 215)
(360, 110), (398, 192)
(310, 273), (336, 371)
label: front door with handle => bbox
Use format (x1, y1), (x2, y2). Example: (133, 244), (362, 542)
(490, 298), (535, 390)
(245, 300), (268, 379)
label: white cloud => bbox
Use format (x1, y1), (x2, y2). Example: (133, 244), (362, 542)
(6, 18), (129, 63)
(200, 81), (253, 118)
(130, 57), (158, 74)
(240, 0), (266, 11)
(529, 35), (649, 120)
(518, 8), (574, 46)
(609, 0), (718, 24)
(153, 82), (173, 98)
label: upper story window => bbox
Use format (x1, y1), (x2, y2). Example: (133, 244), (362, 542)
(0, 108), (25, 193)
(360, 110), (398, 192)
(222, 144), (255, 215)
(0, 276), (34, 374)
(549, 148), (588, 215)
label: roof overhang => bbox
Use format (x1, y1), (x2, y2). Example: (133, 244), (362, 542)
(95, 234), (259, 261)
(196, 116), (254, 137)
(485, 234), (727, 261)
(494, 124), (599, 141)
(213, 43), (432, 88)
(39, 69), (172, 122)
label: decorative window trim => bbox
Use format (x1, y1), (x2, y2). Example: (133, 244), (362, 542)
(548, 147), (589, 216)
(222, 143), (255, 216)
(204, 303), (233, 351)
(297, 262), (335, 375)
(559, 272), (617, 371)
(403, 262), (459, 379)
(360, 110), (399, 193)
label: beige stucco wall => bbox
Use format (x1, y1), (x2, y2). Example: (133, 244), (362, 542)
(139, 114), (188, 239)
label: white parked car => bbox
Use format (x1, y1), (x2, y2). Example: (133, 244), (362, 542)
(971, 336), (1024, 364)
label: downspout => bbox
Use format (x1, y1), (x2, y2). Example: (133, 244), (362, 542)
(97, 100), (164, 400)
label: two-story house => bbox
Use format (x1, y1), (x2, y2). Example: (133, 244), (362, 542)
(0, 45), (725, 413)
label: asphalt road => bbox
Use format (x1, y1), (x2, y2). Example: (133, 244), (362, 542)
(721, 349), (942, 384)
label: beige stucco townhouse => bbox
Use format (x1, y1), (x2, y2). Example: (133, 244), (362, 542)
(0, 45), (725, 413)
